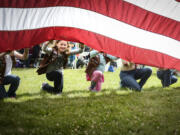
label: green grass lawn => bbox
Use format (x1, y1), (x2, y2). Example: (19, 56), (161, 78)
(0, 68), (180, 135)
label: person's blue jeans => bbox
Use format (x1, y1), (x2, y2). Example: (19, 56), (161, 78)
(0, 75), (20, 98)
(43, 70), (63, 94)
(157, 69), (177, 87)
(120, 68), (152, 91)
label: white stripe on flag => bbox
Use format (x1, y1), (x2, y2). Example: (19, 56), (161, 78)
(124, 0), (180, 21)
(0, 7), (180, 59)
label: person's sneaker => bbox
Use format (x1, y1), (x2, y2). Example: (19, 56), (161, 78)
(88, 87), (98, 92)
(41, 82), (48, 90)
(53, 90), (62, 95)
(8, 93), (16, 99)
(91, 89), (98, 92)
(119, 83), (129, 90)
(88, 87), (92, 91)
(119, 82), (123, 88)
(9, 96), (16, 99)
(119, 82), (125, 90)
(56, 92), (62, 96)
(92, 90), (98, 92)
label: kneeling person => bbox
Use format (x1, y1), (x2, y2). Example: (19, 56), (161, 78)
(0, 49), (29, 99)
(157, 68), (177, 88)
(119, 60), (152, 91)
(37, 40), (84, 94)
(86, 50), (118, 92)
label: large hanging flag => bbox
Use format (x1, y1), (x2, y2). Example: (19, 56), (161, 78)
(0, 0), (180, 70)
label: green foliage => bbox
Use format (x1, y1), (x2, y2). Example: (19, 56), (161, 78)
(0, 68), (180, 135)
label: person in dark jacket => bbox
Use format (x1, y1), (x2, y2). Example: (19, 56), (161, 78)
(38, 40), (84, 94)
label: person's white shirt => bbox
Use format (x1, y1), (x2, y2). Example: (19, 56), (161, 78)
(4, 54), (13, 76)
(3, 50), (29, 76)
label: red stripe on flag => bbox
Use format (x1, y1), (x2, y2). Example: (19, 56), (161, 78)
(0, 0), (179, 41)
(0, 27), (180, 70)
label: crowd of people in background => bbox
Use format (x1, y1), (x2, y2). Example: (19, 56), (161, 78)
(15, 41), (90, 69)
(0, 40), (179, 99)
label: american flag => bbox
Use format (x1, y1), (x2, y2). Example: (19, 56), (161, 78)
(0, 0), (180, 70)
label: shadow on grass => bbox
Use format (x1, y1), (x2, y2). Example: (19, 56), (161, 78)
(173, 87), (180, 90)
(143, 86), (163, 91)
(15, 84), (180, 100)
(16, 87), (165, 99)
(33, 87), (131, 97)
(145, 86), (180, 92)
(17, 92), (42, 98)
(14, 88), (133, 100)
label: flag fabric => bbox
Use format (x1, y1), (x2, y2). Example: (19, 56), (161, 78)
(0, 0), (180, 70)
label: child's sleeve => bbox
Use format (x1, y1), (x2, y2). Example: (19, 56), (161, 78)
(106, 54), (118, 60)
(42, 42), (52, 55)
(89, 50), (99, 58)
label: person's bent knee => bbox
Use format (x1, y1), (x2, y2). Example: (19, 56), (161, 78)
(174, 78), (178, 83)
(134, 86), (141, 91)
(145, 68), (152, 77)
(11, 76), (20, 84)
(157, 71), (162, 79)
(95, 71), (102, 76)
(55, 71), (63, 79)
(172, 76), (178, 84)
(93, 71), (103, 79)
(15, 76), (20, 83)
(147, 68), (152, 74)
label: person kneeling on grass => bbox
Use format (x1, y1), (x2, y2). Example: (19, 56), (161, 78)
(37, 40), (84, 94)
(119, 60), (152, 91)
(157, 68), (177, 88)
(85, 50), (118, 92)
(0, 48), (29, 99)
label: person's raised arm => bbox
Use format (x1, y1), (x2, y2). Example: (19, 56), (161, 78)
(106, 54), (119, 60)
(0, 52), (7, 58)
(42, 41), (53, 55)
(68, 43), (85, 55)
(13, 48), (29, 60)
(0, 50), (12, 58)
